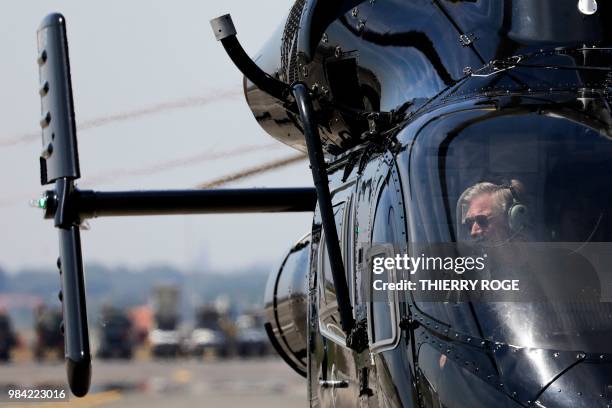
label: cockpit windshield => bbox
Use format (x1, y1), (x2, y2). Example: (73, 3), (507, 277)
(405, 111), (612, 353)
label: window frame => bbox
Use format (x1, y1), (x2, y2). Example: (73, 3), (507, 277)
(366, 163), (404, 353)
(365, 243), (401, 351)
(317, 195), (355, 347)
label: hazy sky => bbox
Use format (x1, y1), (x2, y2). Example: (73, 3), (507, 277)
(0, 0), (315, 273)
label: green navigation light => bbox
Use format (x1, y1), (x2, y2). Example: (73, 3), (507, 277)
(30, 196), (47, 210)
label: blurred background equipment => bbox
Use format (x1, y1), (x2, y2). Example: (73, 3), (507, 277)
(0, 309), (17, 362)
(149, 285), (181, 358)
(96, 306), (134, 360)
(128, 305), (153, 346)
(33, 305), (63, 361)
(234, 311), (270, 358)
(188, 304), (229, 358)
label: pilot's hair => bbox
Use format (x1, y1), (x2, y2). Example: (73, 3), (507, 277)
(459, 179), (525, 221)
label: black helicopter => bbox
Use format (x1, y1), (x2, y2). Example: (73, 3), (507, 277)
(35, 0), (612, 406)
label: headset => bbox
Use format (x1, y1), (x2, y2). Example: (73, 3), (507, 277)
(502, 183), (529, 233)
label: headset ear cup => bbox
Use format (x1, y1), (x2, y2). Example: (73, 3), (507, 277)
(508, 204), (528, 233)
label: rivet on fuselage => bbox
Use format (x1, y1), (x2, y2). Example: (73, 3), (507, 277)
(357, 20), (366, 33)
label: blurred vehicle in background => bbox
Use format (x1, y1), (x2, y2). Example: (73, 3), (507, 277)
(188, 305), (229, 358)
(33, 305), (63, 361)
(128, 305), (153, 346)
(234, 311), (270, 358)
(150, 285), (181, 358)
(97, 306), (134, 360)
(0, 311), (17, 362)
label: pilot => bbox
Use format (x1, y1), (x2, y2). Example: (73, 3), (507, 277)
(457, 178), (602, 304)
(455, 180), (532, 302)
(458, 180), (529, 244)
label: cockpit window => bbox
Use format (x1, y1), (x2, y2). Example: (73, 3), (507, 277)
(405, 112), (612, 352)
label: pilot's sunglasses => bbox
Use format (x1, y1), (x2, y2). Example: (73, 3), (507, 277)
(463, 215), (490, 228)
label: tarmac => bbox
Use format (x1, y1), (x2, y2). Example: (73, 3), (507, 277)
(0, 356), (306, 408)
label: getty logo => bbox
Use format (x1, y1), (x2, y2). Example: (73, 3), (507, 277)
(372, 253), (487, 275)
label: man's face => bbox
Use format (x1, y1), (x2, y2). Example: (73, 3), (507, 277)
(464, 193), (509, 242)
